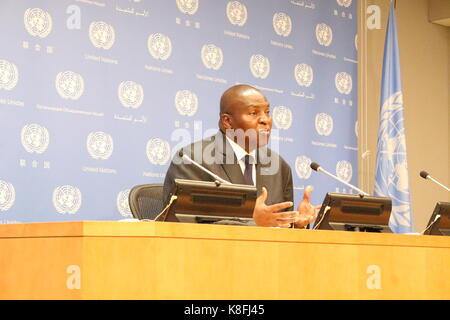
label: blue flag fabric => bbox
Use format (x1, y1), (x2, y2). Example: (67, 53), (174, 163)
(374, 1), (413, 233)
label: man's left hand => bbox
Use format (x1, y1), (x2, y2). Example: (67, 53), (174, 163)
(295, 185), (320, 228)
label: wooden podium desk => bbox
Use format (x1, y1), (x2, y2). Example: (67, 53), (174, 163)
(0, 221), (449, 300)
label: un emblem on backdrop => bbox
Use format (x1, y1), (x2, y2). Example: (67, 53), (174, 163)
(86, 131), (114, 160)
(250, 54), (270, 79)
(176, 0), (199, 15)
(226, 1), (248, 26)
(53, 185), (82, 214)
(146, 138), (171, 165)
(272, 106), (293, 130)
(337, 0), (352, 8)
(175, 90), (198, 117)
(89, 21), (115, 50)
(295, 156), (312, 179)
(148, 33), (172, 61)
(21, 124), (50, 154)
(316, 23), (333, 47)
(315, 113), (334, 136)
(201, 44), (224, 70)
(55, 71), (84, 100)
(0, 180), (15, 212)
(336, 160), (353, 183)
(116, 189), (132, 218)
(0, 60), (19, 91)
(335, 72), (353, 95)
(294, 64), (313, 87)
(273, 13), (292, 37)
(118, 81), (144, 109)
(24, 8), (52, 38)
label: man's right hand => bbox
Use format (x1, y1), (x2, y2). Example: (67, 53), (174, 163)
(252, 187), (299, 228)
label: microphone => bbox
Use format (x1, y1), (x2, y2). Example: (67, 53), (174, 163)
(178, 150), (232, 185)
(310, 162), (370, 196)
(420, 170), (450, 192)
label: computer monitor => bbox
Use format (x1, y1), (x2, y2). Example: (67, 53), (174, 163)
(166, 179), (257, 225)
(313, 193), (392, 233)
(423, 202), (450, 236)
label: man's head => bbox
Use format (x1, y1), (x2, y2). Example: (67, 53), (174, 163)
(219, 84), (272, 152)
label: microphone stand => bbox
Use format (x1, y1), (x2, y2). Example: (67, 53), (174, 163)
(311, 162), (369, 197)
(426, 176), (450, 192)
(181, 154), (232, 185)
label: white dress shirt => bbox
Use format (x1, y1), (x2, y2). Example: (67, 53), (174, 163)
(225, 135), (256, 186)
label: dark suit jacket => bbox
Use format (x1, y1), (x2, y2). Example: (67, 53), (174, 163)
(162, 131), (294, 221)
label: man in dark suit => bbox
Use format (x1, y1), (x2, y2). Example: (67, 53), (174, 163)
(163, 84), (318, 228)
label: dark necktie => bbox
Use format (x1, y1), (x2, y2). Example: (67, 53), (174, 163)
(243, 155), (254, 185)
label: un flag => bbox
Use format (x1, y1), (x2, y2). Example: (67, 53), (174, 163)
(374, 2), (413, 234)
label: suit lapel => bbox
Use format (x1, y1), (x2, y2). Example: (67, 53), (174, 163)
(222, 162), (246, 184)
(215, 131), (246, 184)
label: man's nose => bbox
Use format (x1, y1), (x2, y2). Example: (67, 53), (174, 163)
(259, 112), (271, 124)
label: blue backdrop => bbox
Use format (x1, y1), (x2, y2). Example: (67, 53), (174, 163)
(0, 0), (357, 223)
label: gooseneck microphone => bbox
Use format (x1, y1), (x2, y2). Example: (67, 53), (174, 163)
(178, 150), (232, 185)
(310, 162), (370, 196)
(420, 170), (450, 192)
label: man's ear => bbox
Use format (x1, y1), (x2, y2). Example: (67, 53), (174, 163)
(220, 113), (232, 129)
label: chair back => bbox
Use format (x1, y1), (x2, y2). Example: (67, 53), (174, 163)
(128, 184), (165, 220)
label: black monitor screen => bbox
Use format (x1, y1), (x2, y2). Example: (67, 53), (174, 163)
(423, 202), (450, 236)
(313, 193), (392, 233)
(167, 179), (257, 225)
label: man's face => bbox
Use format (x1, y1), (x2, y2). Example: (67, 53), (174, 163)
(223, 90), (272, 151)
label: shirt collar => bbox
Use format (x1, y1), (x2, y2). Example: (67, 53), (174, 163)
(225, 135), (256, 163)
